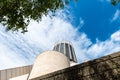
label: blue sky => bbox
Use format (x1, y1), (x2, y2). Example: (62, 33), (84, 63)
(67, 0), (120, 42)
(0, 0), (120, 69)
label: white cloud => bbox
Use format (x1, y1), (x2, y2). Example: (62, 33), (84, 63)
(111, 30), (120, 41)
(0, 42), (27, 69)
(86, 30), (120, 59)
(111, 9), (120, 21)
(76, 17), (84, 30)
(79, 17), (84, 25)
(0, 10), (120, 69)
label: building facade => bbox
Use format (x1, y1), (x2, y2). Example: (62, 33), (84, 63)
(0, 42), (120, 80)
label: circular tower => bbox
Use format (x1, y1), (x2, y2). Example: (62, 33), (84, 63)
(53, 41), (77, 63)
(28, 51), (70, 79)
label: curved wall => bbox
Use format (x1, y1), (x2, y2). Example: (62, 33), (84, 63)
(29, 51), (70, 79)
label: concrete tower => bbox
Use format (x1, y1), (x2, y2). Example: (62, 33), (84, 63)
(53, 41), (78, 66)
(28, 41), (77, 79)
(28, 51), (70, 80)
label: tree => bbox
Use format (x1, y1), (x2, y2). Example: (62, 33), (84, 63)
(111, 0), (120, 6)
(0, 0), (73, 33)
(0, 0), (117, 33)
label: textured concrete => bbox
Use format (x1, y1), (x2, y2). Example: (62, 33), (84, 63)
(0, 65), (32, 80)
(28, 51), (70, 80)
(30, 51), (120, 80)
(9, 74), (28, 80)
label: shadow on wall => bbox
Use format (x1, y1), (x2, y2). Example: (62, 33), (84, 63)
(64, 53), (120, 80)
(30, 51), (120, 80)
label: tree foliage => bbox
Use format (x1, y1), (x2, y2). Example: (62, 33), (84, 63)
(0, 0), (72, 33)
(0, 0), (118, 33)
(111, 0), (120, 6)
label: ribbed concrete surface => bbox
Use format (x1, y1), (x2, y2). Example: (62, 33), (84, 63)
(0, 65), (32, 80)
(9, 74), (28, 80)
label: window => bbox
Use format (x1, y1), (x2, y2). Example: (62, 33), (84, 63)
(60, 43), (64, 54)
(56, 44), (59, 51)
(70, 45), (74, 61)
(65, 43), (70, 58)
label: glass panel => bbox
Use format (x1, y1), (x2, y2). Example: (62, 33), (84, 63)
(65, 43), (70, 58)
(53, 46), (56, 50)
(56, 44), (59, 51)
(70, 45), (74, 61)
(72, 47), (77, 62)
(60, 43), (64, 54)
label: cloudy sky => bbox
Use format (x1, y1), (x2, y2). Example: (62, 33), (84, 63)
(0, 0), (120, 69)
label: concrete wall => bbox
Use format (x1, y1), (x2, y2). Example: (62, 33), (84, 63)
(30, 52), (120, 80)
(29, 51), (70, 79)
(0, 65), (32, 80)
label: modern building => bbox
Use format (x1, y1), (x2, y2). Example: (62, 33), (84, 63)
(0, 41), (120, 80)
(53, 41), (78, 66)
